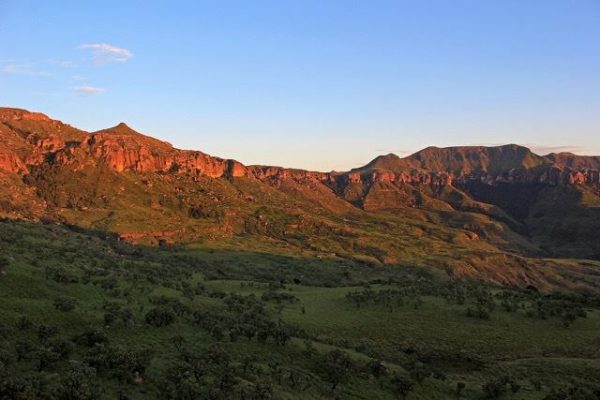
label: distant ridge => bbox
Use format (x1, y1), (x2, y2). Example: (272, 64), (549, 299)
(1, 106), (600, 291)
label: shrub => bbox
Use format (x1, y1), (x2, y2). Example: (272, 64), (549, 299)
(54, 296), (77, 312)
(391, 373), (414, 399)
(0, 256), (9, 276)
(74, 328), (109, 347)
(319, 350), (354, 392)
(145, 307), (176, 327)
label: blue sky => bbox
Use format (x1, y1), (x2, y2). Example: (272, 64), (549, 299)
(1, 0), (599, 171)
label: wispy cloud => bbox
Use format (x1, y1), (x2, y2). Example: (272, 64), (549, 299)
(72, 85), (105, 96)
(455, 142), (586, 155)
(47, 59), (77, 68)
(79, 43), (133, 64)
(527, 144), (585, 155)
(374, 149), (411, 155)
(1, 63), (51, 76)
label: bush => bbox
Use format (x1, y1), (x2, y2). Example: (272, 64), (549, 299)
(74, 328), (109, 347)
(391, 373), (414, 399)
(54, 296), (77, 312)
(45, 266), (79, 283)
(57, 362), (99, 400)
(319, 350), (354, 392)
(482, 376), (510, 399)
(145, 307), (176, 327)
(0, 256), (9, 276)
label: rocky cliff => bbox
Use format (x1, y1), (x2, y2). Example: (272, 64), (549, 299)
(2, 107), (600, 287)
(2, 108), (598, 192)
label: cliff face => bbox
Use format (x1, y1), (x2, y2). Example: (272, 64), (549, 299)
(349, 145), (600, 187)
(2, 108), (598, 191)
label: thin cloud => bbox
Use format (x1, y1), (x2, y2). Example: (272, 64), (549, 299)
(47, 59), (77, 68)
(528, 144), (585, 155)
(450, 142), (585, 155)
(72, 85), (105, 96)
(79, 43), (133, 64)
(374, 149), (411, 155)
(1, 63), (51, 76)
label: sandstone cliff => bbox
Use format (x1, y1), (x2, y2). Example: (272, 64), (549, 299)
(2, 108), (598, 192)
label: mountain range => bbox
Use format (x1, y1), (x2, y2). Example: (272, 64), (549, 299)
(1, 107), (599, 291)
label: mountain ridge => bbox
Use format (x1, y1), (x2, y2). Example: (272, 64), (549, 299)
(2, 107), (600, 291)
(4, 107), (600, 176)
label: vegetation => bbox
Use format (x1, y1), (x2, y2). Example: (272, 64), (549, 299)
(0, 220), (599, 399)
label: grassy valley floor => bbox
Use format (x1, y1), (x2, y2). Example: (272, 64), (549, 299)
(0, 220), (599, 399)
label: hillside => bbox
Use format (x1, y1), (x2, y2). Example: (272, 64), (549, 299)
(1, 108), (600, 399)
(0, 220), (599, 399)
(1, 107), (600, 291)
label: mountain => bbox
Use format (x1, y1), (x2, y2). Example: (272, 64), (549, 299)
(1, 107), (600, 291)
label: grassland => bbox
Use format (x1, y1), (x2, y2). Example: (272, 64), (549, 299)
(0, 220), (599, 399)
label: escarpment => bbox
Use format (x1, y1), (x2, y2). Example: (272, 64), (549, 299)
(2, 107), (600, 283)
(2, 109), (598, 193)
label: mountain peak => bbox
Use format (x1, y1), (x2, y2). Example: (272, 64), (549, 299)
(91, 122), (174, 153)
(351, 152), (411, 173)
(353, 144), (547, 176)
(97, 122), (140, 136)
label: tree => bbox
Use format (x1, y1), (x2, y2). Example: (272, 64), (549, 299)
(482, 376), (509, 399)
(54, 296), (77, 312)
(391, 373), (414, 399)
(543, 384), (599, 400)
(74, 328), (109, 347)
(367, 359), (387, 379)
(57, 362), (99, 400)
(171, 334), (186, 352)
(37, 325), (58, 345)
(320, 350), (354, 392)
(0, 256), (9, 277)
(16, 316), (33, 331)
(407, 361), (432, 384)
(273, 326), (291, 346)
(249, 381), (274, 399)
(145, 307), (176, 327)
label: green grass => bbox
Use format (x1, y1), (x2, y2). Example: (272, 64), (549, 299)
(0, 220), (599, 399)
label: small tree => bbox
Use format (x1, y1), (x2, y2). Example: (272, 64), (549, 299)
(391, 373), (414, 399)
(171, 335), (186, 352)
(482, 376), (509, 399)
(57, 363), (99, 400)
(16, 315), (33, 331)
(54, 296), (77, 312)
(367, 359), (387, 379)
(0, 256), (9, 276)
(74, 328), (109, 347)
(320, 350), (354, 392)
(145, 307), (176, 327)
(37, 325), (58, 345)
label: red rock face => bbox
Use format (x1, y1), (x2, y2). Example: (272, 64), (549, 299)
(0, 108), (50, 122)
(0, 149), (28, 174)
(1, 107), (600, 201)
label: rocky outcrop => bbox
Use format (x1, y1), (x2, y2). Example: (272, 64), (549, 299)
(453, 166), (600, 186)
(1, 107), (599, 212)
(0, 108), (50, 122)
(47, 123), (248, 178)
(0, 148), (28, 174)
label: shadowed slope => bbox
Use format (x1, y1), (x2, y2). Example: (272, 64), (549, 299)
(1, 107), (600, 289)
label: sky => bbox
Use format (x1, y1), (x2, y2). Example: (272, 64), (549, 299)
(1, 1), (599, 171)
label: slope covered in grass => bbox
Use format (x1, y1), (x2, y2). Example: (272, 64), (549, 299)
(1, 221), (599, 399)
